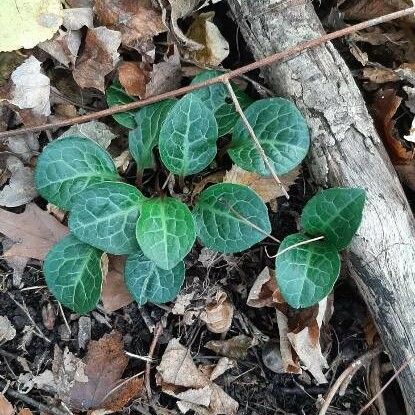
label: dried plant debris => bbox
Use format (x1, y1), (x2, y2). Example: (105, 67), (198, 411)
(200, 289), (234, 333)
(157, 338), (238, 415)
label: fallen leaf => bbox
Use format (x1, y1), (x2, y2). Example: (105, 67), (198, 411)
(0, 157), (37, 207)
(186, 12), (229, 66)
(145, 46), (182, 96)
(362, 67), (398, 84)
(172, 292), (195, 315)
(208, 357), (235, 381)
(350, 26), (405, 46)
(165, 0), (203, 50)
(247, 267), (284, 308)
(342, 0), (413, 22)
(69, 331), (143, 411)
(17, 410), (33, 415)
(200, 290), (234, 333)
(59, 122), (117, 149)
(372, 89), (413, 164)
(0, 316), (16, 344)
(73, 27), (122, 92)
(205, 335), (256, 360)
(0, 0), (63, 52)
(101, 256), (133, 312)
(118, 62), (149, 97)
(6, 56), (51, 117)
(114, 150), (132, 173)
(94, 0), (166, 53)
(0, 203), (68, 260)
(38, 30), (82, 67)
(5, 133), (39, 162)
(348, 42), (368, 66)
(157, 338), (238, 415)
(63, 7), (94, 30)
(0, 394), (14, 415)
(224, 165), (299, 204)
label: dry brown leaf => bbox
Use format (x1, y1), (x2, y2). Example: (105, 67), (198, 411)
(224, 165), (299, 204)
(247, 267), (282, 308)
(0, 203), (68, 260)
(362, 67), (398, 84)
(350, 26), (405, 46)
(38, 30), (82, 67)
(101, 255), (133, 312)
(372, 89), (413, 164)
(0, 157), (37, 207)
(200, 290), (234, 333)
(146, 46), (182, 96)
(118, 62), (149, 97)
(342, 0), (413, 22)
(5, 56), (51, 117)
(0, 394), (14, 415)
(69, 331), (143, 411)
(94, 0), (166, 53)
(17, 410), (33, 415)
(205, 335), (256, 360)
(73, 27), (121, 92)
(157, 338), (238, 415)
(186, 12), (229, 66)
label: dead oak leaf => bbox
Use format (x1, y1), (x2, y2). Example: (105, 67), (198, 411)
(118, 61), (150, 97)
(73, 27), (121, 92)
(224, 165), (299, 204)
(94, 0), (166, 53)
(69, 331), (143, 411)
(0, 203), (68, 260)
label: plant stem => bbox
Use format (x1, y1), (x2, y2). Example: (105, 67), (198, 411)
(223, 78), (289, 199)
(275, 235), (325, 257)
(1, 6), (414, 139)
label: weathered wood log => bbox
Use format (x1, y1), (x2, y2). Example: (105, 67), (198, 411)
(227, 0), (415, 412)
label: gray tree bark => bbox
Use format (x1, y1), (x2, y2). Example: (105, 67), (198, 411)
(227, 1), (415, 412)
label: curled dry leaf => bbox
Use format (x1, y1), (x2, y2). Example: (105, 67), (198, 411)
(118, 61), (150, 97)
(157, 338), (239, 415)
(0, 0), (63, 52)
(5, 56), (51, 117)
(372, 89), (413, 165)
(186, 12), (229, 66)
(73, 27), (122, 92)
(101, 255), (133, 312)
(0, 316), (16, 344)
(205, 335), (256, 360)
(200, 290), (234, 333)
(94, 0), (166, 53)
(38, 30), (82, 68)
(60, 122), (117, 149)
(224, 165), (299, 204)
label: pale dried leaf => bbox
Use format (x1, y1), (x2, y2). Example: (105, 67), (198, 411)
(101, 256), (133, 312)
(0, 203), (69, 260)
(208, 357), (235, 381)
(224, 165), (299, 203)
(172, 292), (195, 315)
(0, 0), (63, 52)
(186, 12), (229, 66)
(114, 150), (132, 173)
(247, 266), (280, 308)
(6, 133), (39, 162)
(200, 290), (234, 333)
(4, 254), (28, 287)
(38, 30), (82, 67)
(8, 56), (51, 117)
(0, 394), (14, 415)
(73, 27), (122, 92)
(205, 335), (255, 360)
(63, 7), (94, 30)
(0, 157), (37, 207)
(146, 46), (182, 96)
(60, 122), (117, 149)
(0, 316), (16, 344)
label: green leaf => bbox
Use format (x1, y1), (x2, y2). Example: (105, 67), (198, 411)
(190, 69), (254, 136)
(106, 81), (137, 129)
(129, 99), (176, 171)
(69, 182), (144, 255)
(228, 98), (310, 176)
(275, 233), (340, 309)
(124, 249), (185, 305)
(193, 183), (271, 253)
(43, 234), (103, 314)
(159, 94), (218, 176)
(300, 187), (366, 250)
(35, 136), (120, 210)
(136, 197), (196, 270)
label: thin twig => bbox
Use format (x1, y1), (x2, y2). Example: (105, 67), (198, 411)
(368, 355), (387, 415)
(223, 78), (289, 198)
(318, 345), (383, 415)
(357, 355), (414, 415)
(58, 302), (71, 336)
(2, 6), (415, 139)
(145, 322), (163, 400)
